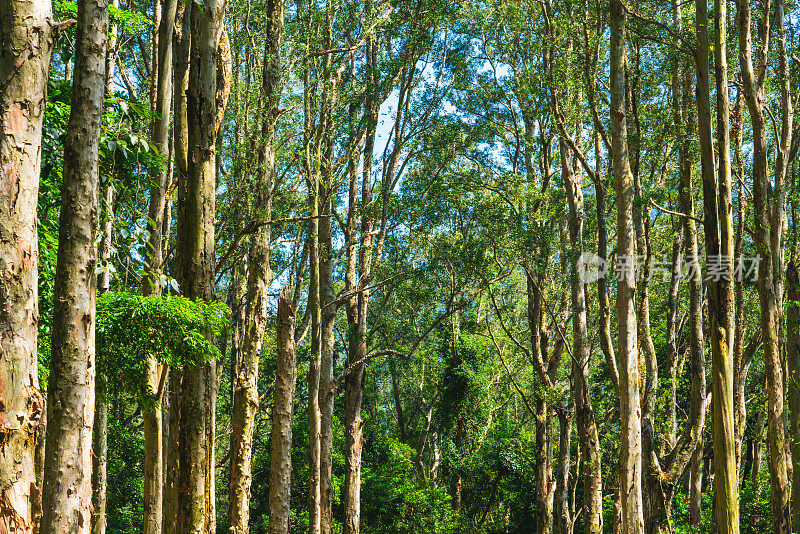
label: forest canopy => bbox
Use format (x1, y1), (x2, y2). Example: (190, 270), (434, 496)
(2, 0), (800, 531)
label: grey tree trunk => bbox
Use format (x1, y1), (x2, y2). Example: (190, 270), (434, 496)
(91, 11), (117, 532)
(609, 0), (644, 531)
(319, 197), (336, 534)
(268, 290), (297, 534)
(0, 0), (53, 528)
(40, 0), (108, 530)
(737, 0), (792, 528)
(228, 0), (282, 527)
(560, 137), (602, 534)
(343, 20), (378, 531)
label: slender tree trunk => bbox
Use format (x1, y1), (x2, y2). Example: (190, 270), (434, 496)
(689, 444), (703, 528)
(555, 407), (573, 534)
(164, 5), (190, 531)
(91, 11), (117, 531)
(40, 0), (108, 530)
(733, 90), (748, 476)
(343, 19), (378, 530)
(712, 0), (740, 528)
(175, 0), (222, 529)
(141, 1), (177, 531)
(534, 396), (553, 534)
(268, 290), (297, 534)
(679, 44), (707, 534)
(752, 387), (766, 495)
(227, 0), (282, 529)
(164, 368), (182, 534)
(561, 138), (602, 534)
(787, 263), (800, 530)
(610, 0), (644, 531)
(0, 0), (53, 528)
(92, 187), (112, 534)
(737, 0), (792, 528)
(308, 196), (322, 534)
(694, 0), (740, 528)
(319, 196), (336, 534)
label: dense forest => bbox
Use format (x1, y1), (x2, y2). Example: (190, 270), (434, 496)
(5, 0), (800, 530)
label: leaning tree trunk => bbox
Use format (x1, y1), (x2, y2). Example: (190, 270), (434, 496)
(267, 290), (297, 534)
(610, 0), (644, 531)
(228, 0), (282, 527)
(0, 0), (53, 528)
(40, 0), (108, 531)
(175, 0), (222, 529)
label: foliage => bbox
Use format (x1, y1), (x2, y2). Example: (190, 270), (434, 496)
(361, 429), (460, 534)
(97, 292), (229, 403)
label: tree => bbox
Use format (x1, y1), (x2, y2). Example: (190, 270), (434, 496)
(0, 0), (54, 528)
(609, 0), (644, 531)
(174, 0), (225, 528)
(228, 0), (283, 527)
(40, 0), (109, 530)
(268, 289), (297, 534)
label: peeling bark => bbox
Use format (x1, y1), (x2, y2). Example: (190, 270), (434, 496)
(40, 0), (108, 530)
(0, 0), (54, 528)
(268, 290), (297, 534)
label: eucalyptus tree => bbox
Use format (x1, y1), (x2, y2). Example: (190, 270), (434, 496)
(227, 0), (285, 529)
(40, 0), (109, 530)
(141, 0), (179, 531)
(0, 0), (55, 528)
(737, 0), (794, 529)
(174, 0), (226, 528)
(609, 0), (645, 530)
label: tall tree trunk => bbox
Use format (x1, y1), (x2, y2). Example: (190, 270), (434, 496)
(752, 386), (766, 495)
(534, 396), (553, 534)
(164, 368), (182, 534)
(679, 42), (707, 534)
(694, 0), (740, 527)
(227, 0), (282, 529)
(561, 137), (602, 534)
(555, 407), (573, 534)
(175, 0), (222, 529)
(689, 445), (703, 528)
(343, 17), (378, 530)
(268, 290), (297, 534)
(91, 10), (117, 530)
(92, 181), (112, 534)
(40, 0), (108, 530)
(0, 0), (53, 527)
(308, 196), (322, 534)
(787, 263), (800, 530)
(737, 0), (792, 528)
(319, 196), (336, 534)
(733, 90), (748, 475)
(609, 0), (644, 531)
(164, 4), (191, 531)
(141, 0), (178, 531)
